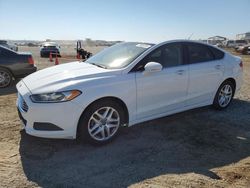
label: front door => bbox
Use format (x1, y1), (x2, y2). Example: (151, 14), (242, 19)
(135, 43), (189, 120)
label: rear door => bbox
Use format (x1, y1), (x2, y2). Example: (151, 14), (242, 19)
(185, 42), (224, 106)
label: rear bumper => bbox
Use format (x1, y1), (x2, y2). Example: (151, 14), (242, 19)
(235, 71), (243, 94)
(40, 50), (60, 57)
(15, 66), (37, 78)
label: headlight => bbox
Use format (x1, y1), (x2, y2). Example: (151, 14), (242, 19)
(30, 90), (82, 103)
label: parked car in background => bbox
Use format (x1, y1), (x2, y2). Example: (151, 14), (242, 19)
(40, 42), (60, 57)
(0, 40), (18, 51)
(234, 40), (248, 51)
(237, 45), (250, 55)
(0, 46), (36, 88)
(246, 46), (250, 55)
(223, 40), (248, 49)
(17, 40), (243, 144)
(235, 40), (248, 46)
(223, 40), (235, 48)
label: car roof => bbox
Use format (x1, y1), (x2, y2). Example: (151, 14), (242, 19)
(42, 42), (58, 46)
(0, 45), (17, 53)
(157, 39), (209, 45)
(0, 40), (7, 44)
(155, 39), (227, 53)
(0, 45), (10, 50)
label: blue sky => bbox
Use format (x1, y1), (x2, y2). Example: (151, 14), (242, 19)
(0, 0), (250, 43)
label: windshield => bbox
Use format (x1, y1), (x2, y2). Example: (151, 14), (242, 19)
(86, 42), (153, 69)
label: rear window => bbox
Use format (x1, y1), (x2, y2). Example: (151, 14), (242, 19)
(43, 46), (57, 48)
(0, 46), (16, 56)
(187, 43), (214, 64)
(0, 40), (7, 44)
(209, 47), (225, 60)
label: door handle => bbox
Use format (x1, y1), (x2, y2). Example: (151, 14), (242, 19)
(215, 65), (222, 70)
(176, 70), (185, 75)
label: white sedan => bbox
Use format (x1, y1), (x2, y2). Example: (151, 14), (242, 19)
(16, 40), (243, 144)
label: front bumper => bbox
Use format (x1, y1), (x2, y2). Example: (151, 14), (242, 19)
(17, 107), (27, 128)
(16, 80), (83, 139)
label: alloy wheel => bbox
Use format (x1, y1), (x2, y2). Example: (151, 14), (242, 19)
(218, 84), (233, 107)
(88, 107), (120, 141)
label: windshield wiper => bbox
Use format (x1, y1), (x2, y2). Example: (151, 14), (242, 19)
(88, 62), (107, 69)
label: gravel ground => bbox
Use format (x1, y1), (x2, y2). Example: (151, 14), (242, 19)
(0, 46), (250, 188)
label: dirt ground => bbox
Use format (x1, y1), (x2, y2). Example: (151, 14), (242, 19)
(0, 46), (250, 188)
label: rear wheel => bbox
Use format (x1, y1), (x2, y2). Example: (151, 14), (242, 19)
(78, 100), (125, 145)
(213, 81), (235, 110)
(0, 68), (13, 88)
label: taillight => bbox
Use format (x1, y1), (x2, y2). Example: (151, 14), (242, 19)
(28, 57), (34, 65)
(239, 61), (243, 69)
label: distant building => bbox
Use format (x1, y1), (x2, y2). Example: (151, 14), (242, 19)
(207, 36), (227, 45)
(236, 32), (250, 42)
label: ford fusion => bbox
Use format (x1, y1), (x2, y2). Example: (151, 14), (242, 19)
(16, 41), (243, 144)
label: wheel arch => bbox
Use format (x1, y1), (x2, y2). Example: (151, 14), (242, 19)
(213, 77), (237, 109)
(215, 77), (237, 100)
(76, 96), (129, 137)
(0, 66), (14, 77)
(222, 77), (236, 90)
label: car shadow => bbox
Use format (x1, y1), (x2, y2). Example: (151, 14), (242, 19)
(19, 99), (250, 188)
(0, 79), (19, 96)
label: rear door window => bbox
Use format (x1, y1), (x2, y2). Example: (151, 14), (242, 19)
(209, 47), (225, 60)
(187, 43), (214, 64)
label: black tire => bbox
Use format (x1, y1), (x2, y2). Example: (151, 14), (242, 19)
(77, 100), (126, 145)
(213, 80), (235, 110)
(0, 68), (13, 88)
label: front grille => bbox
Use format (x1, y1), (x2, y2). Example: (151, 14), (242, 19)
(18, 93), (29, 112)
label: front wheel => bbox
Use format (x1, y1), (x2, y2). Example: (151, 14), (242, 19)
(213, 81), (235, 110)
(78, 100), (125, 145)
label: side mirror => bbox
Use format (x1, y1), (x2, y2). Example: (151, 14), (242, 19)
(143, 62), (162, 75)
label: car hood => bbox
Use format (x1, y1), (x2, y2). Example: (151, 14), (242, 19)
(22, 61), (121, 94)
